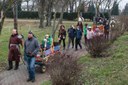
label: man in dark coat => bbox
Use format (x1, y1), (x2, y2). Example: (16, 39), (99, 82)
(67, 25), (76, 49)
(8, 29), (23, 70)
(75, 26), (82, 51)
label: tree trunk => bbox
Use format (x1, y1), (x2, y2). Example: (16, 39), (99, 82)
(75, 1), (77, 12)
(39, 15), (44, 28)
(0, 23), (2, 35)
(52, 6), (65, 39)
(59, 6), (65, 24)
(52, 12), (56, 39)
(70, 2), (74, 13)
(46, 2), (52, 26)
(31, 1), (35, 11)
(38, 0), (46, 28)
(0, 11), (5, 35)
(13, 0), (18, 30)
(27, 1), (29, 11)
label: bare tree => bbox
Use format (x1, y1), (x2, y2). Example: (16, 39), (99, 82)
(13, 0), (18, 30)
(38, 0), (47, 28)
(45, 0), (53, 26)
(30, 0), (36, 11)
(52, 0), (71, 39)
(24, 0), (30, 11)
(0, 0), (14, 34)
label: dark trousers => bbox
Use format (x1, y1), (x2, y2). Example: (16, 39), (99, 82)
(59, 39), (66, 49)
(75, 38), (82, 50)
(84, 35), (87, 44)
(67, 37), (74, 49)
(8, 61), (19, 69)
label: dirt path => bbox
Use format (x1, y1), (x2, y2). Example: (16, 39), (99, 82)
(0, 46), (86, 85)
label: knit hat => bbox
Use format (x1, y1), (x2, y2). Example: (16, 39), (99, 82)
(28, 31), (33, 34)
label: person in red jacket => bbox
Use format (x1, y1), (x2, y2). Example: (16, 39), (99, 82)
(8, 29), (23, 70)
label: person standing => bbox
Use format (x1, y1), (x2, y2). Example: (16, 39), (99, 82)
(104, 22), (110, 40)
(75, 26), (82, 51)
(67, 25), (76, 49)
(8, 29), (23, 70)
(83, 24), (88, 44)
(24, 31), (39, 82)
(58, 25), (66, 50)
(87, 26), (94, 47)
(77, 21), (83, 32)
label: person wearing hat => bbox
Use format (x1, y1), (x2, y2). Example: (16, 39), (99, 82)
(41, 34), (53, 50)
(87, 26), (94, 46)
(87, 26), (94, 39)
(24, 31), (39, 82)
(67, 25), (76, 49)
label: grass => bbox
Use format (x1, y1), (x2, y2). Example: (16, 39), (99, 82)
(0, 19), (92, 70)
(41, 81), (52, 85)
(79, 32), (128, 85)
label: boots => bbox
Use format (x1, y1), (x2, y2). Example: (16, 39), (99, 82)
(7, 61), (13, 70)
(14, 61), (19, 70)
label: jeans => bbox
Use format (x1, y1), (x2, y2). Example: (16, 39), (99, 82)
(75, 38), (82, 50)
(27, 56), (35, 80)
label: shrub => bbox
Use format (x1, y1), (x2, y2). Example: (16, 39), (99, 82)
(5, 11), (109, 20)
(85, 36), (109, 57)
(46, 54), (82, 85)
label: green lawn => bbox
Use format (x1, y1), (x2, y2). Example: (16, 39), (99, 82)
(79, 32), (128, 85)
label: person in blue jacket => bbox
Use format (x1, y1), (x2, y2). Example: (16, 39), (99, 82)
(75, 26), (82, 51)
(67, 25), (76, 49)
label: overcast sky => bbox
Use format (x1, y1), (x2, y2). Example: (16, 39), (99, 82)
(119, 0), (128, 10)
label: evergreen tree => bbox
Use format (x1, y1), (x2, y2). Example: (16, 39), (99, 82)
(111, 2), (119, 15)
(87, 4), (95, 13)
(123, 3), (128, 15)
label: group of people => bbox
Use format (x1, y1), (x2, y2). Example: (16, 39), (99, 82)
(58, 23), (83, 51)
(7, 17), (110, 83)
(57, 20), (110, 51)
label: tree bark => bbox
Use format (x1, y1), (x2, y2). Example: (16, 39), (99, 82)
(39, 14), (44, 28)
(46, 1), (52, 26)
(0, 11), (5, 35)
(31, 0), (35, 11)
(38, 0), (46, 28)
(13, 0), (18, 30)
(52, 5), (65, 39)
(27, 1), (29, 11)
(51, 12), (56, 39)
(70, 2), (74, 13)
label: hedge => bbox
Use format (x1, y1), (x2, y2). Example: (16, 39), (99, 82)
(5, 11), (109, 20)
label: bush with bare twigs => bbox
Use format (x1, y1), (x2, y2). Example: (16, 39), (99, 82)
(47, 54), (82, 85)
(85, 36), (109, 57)
(85, 16), (128, 58)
